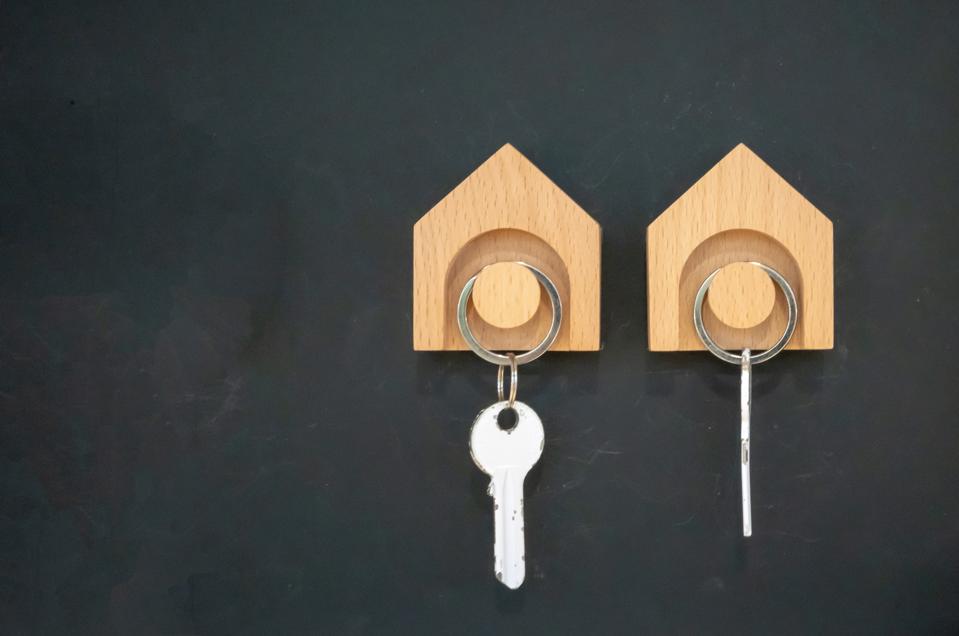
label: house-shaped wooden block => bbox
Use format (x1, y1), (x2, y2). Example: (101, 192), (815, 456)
(413, 144), (601, 352)
(647, 144), (833, 352)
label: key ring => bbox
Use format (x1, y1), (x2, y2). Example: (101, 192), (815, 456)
(693, 261), (798, 366)
(457, 261), (563, 366)
(496, 352), (518, 407)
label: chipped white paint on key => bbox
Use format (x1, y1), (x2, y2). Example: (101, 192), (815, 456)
(469, 401), (544, 590)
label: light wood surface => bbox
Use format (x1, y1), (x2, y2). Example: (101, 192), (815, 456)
(647, 144), (833, 351)
(413, 144), (601, 351)
(472, 262), (541, 329)
(707, 262), (776, 329)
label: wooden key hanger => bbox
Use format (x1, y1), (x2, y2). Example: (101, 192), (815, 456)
(413, 144), (601, 353)
(647, 144), (834, 352)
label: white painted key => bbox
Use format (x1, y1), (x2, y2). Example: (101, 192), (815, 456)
(469, 400), (544, 589)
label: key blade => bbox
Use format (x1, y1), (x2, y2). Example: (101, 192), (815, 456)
(741, 349), (752, 538)
(490, 467), (528, 589)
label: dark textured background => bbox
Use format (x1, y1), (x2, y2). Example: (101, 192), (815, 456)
(1, 1), (958, 634)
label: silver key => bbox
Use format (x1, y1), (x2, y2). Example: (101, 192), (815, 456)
(741, 348), (752, 537)
(469, 400), (544, 589)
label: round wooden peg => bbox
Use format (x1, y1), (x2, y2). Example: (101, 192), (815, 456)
(472, 262), (541, 329)
(707, 262), (776, 329)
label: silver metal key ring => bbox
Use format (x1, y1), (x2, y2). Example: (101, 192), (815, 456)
(496, 352), (518, 407)
(457, 261), (563, 366)
(693, 261), (798, 366)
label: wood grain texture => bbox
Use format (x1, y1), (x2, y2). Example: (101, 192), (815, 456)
(647, 144), (833, 351)
(413, 144), (601, 351)
(707, 262), (776, 329)
(472, 262), (541, 329)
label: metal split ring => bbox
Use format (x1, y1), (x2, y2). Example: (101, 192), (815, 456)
(496, 353), (518, 407)
(457, 261), (563, 366)
(693, 261), (798, 366)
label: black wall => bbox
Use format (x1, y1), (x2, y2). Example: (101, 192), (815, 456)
(1, 1), (958, 634)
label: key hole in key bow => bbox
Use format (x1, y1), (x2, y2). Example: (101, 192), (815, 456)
(497, 407), (518, 431)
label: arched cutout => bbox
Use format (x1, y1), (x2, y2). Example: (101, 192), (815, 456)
(444, 229), (571, 351)
(679, 230), (803, 350)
